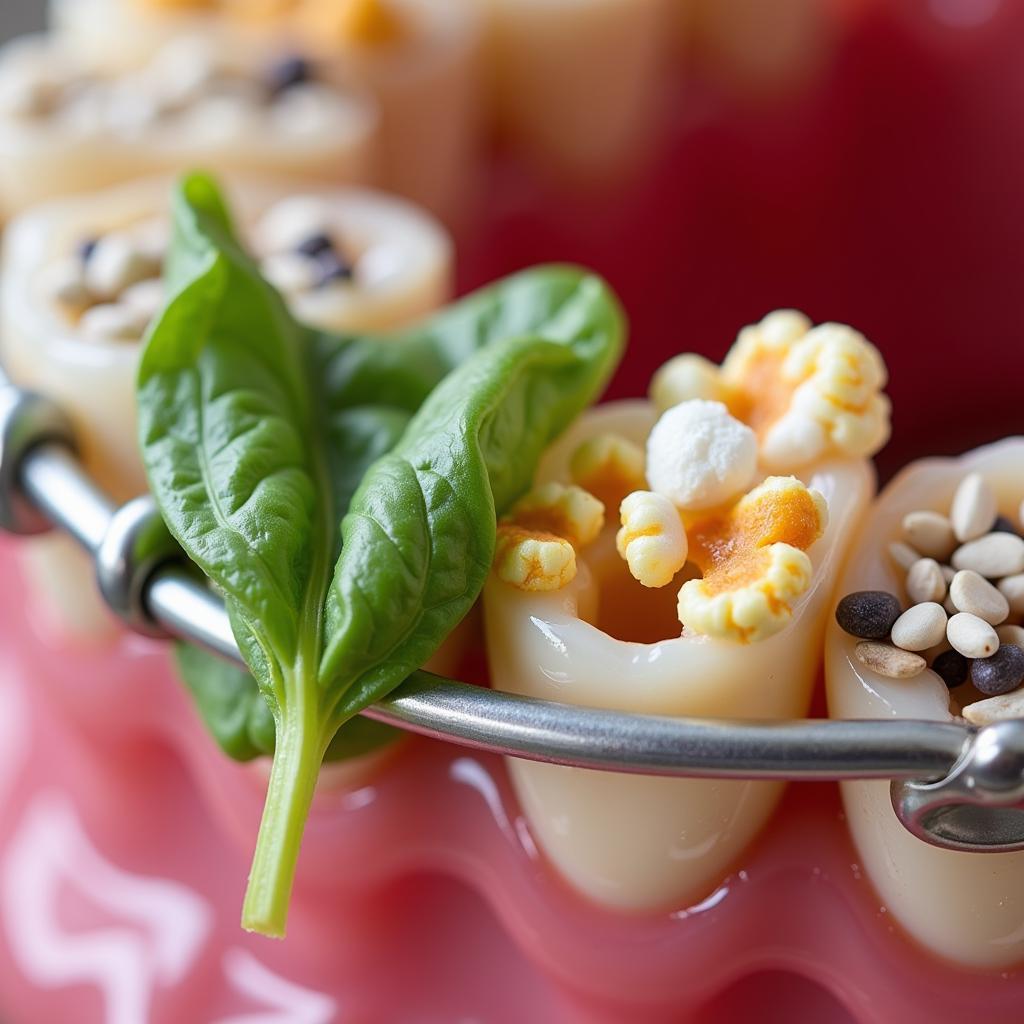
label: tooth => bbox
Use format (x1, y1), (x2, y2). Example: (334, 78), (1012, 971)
(0, 34), (376, 217)
(0, 177), (452, 640)
(485, 399), (874, 910)
(826, 438), (1024, 970)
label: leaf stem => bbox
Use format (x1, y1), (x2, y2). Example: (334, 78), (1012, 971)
(241, 679), (322, 939)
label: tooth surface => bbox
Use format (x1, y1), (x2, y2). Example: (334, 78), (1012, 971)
(826, 437), (1024, 970)
(0, 176), (452, 640)
(486, 400), (873, 911)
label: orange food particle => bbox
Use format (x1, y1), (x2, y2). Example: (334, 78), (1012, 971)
(301, 0), (405, 46)
(687, 478), (825, 598)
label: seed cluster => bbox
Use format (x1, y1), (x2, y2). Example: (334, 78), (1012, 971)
(43, 205), (358, 344)
(836, 472), (1024, 717)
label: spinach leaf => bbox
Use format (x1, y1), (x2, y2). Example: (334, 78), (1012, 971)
(139, 173), (625, 937)
(175, 644), (399, 762)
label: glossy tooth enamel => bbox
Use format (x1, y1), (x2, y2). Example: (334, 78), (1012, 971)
(826, 437), (1024, 970)
(485, 399), (873, 912)
(0, 176), (452, 640)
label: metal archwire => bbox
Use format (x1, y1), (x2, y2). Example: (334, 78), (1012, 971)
(2, 369), (1024, 854)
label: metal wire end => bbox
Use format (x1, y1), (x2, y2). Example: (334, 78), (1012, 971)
(0, 384), (77, 536)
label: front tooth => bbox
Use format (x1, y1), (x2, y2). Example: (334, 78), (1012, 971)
(826, 438), (1024, 970)
(485, 399), (873, 911)
(0, 176), (452, 641)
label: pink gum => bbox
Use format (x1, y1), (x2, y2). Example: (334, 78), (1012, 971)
(1, 536), (1022, 1024)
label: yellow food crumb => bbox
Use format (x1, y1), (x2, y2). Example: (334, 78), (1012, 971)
(649, 353), (729, 413)
(569, 434), (646, 511)
(721, 310), (890, 470)
(616, 490), (688, 588)
(510, 482), (604, 551)
(221, 0), (296, 22)
(677, 476), (828, 642)
(494, 524), (576, 592)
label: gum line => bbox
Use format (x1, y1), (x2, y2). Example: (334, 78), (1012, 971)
(1, 536), (1023, 1023)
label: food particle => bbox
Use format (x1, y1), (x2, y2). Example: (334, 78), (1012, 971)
(569, 433), (646, 510)
(646, 399), (757, 511)
(835, 590), (902, 640)
(493, 524), (576, 593)
(962, 688), (1024, 726)
(891, 602), (947, 652)
(854, 641), (926, 680)
(508, 482), (604, 551)
(970, 643), (1024, 697)
(616, 491), (688, 588)
(931, 649), (969, 689)
(997, 574), (1024, 616)
(950, 472), (997, 543)
(905, 558), (947, 605)
(948, 569), (1009, 626)
(946, 611), (999, 659)
(677, 475), (827, 643)
(951, 532), (1024, 578)
(649, 353), (727, 412)
(901, 510), (956, 562)
(997, 624), (1024, 651)
(887, 541), (920, 572)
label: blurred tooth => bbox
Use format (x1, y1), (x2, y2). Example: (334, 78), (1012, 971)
(0, 176), (452, 641)
(826, 438), (1024, 970)
(486, 400), (873, 911)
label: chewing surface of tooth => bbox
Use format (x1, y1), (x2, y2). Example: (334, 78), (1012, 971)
(486, 400), (873, 911)
(569, 433), (646, 510)
(825, 437), (1024, 970)
(678, 476), (828, 643)
(0, 176), (452, 640)
(616, 490), (688, 588)
(722, 311), (891, 471)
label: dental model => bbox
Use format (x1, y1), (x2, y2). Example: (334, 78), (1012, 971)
(0, 175), (452, 639)
(484, 310), (889, 910)
(0, 33), (377, 216)
(827, 438), (1024, 970)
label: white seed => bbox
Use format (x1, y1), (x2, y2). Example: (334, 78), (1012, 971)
(947, 611), (1000, 658)
(941, 564), (956, 583)
(902, 510), (956, 561)
(951, 532), (1024, 578)
(888, 541), (920, 572)
(38, 257), (90, 308)
(997, 624), (1024, 652)
(891, 602), (948, 652)
(86, 234), (161, 301)
(950, 472), (997, 542)
(949, 570), (1009, 625)
(906, 558), (947, 604)
(78, 302), (148, 343)
(121, 278), (164, 320)
(998, 574), (1024, 616)
(943, 592), (958, 616)
(962, 688), (1024, 726)
(261, 252), (320, 295)
(854, 641), (926, 679)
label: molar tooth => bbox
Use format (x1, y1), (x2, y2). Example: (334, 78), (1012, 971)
(826, 438), (1024, 970)
(486, 401), (873, 911)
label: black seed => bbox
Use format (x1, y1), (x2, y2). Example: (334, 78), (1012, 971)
(835, 590), (903, 640)
(266, 55), (313, 97)
(315, 251), (354, 288)
(992, 515), (1020, 536)
(931, 649), (969, 689)
(295, 232), (334, 258)
(971, 643), (1024, 697)
(77, 236), (99, 263)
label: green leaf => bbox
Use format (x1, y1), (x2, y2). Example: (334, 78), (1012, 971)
(138, 172), (625, 938)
